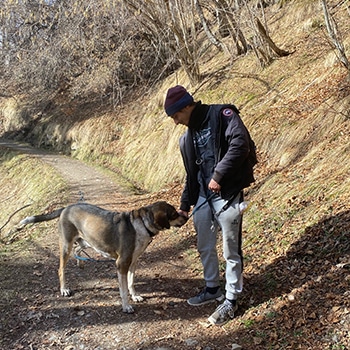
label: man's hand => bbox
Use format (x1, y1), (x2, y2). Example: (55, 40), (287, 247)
(178, 210), (189, 218)
(208, 179), (221, 193)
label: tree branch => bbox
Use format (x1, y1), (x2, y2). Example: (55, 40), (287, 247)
(0, 204), (32, 233)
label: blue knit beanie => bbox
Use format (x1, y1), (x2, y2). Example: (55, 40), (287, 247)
(164, 85), (194, 116)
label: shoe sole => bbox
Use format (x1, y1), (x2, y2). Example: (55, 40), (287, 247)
(187, 294), (224, 306)
(208, 315), (230, 326)
(207, 304), (238, 326)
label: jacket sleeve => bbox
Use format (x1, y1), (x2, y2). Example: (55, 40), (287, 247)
(212, 112), (250, 184)
(179, 131), (199, 212)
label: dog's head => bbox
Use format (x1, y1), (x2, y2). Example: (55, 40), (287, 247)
(149, 201), (188, 230)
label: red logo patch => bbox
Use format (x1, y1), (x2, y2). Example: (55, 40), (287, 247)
(222, 108), (234, 117)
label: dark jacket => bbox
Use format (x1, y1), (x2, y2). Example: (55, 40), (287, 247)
(179, 102), (255, 212)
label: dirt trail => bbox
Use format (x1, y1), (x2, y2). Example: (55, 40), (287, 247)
(0, 139), (129, 207)
(1, 140), (230, 350)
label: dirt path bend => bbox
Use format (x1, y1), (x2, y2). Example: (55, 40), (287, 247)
(1, 139), (230, 350)
(0, 139), (131, 207)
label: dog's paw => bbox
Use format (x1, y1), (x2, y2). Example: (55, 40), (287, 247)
(60, 288), (72, 297)
(131, 295), (144, 302)
(122, 304), (135, 314)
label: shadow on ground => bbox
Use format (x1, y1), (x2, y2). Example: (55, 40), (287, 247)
(1, 209), (349, 349)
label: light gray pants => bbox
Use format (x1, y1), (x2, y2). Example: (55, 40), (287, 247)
(193, 193), (243, 301)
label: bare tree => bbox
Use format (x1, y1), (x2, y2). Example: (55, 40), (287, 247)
(0, 0), (174, 108)
(242, 0), (290, 67)
(321, 0), (350, 74)
(167, 0), (202, 84)
(123, 0), (202, 85)
(255, 17), (290, 57)
(213, 0), (250, 56)
(195, 0), (229, 54)
(0, 0), (313, 111)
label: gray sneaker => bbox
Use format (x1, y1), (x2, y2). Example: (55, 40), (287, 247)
(187, 288), (224, 306)
(208, 299), (238, 325)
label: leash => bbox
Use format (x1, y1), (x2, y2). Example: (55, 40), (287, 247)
(188, 190), (241, 219)
(188, 192), (216, 219)
(215, 191), (242, 217)
(74, 250), (115, 263)
(188, 191), (243, 232)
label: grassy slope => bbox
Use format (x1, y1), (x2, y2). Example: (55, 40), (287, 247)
(0, 149), (68, 245)
(11, 1), (347, 197)
(53, 1), (349, 246)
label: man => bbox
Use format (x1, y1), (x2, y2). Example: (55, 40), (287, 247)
(164, 85), (256, 325)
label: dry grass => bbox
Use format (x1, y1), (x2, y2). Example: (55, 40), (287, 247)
(0, 149), (68, 240)
(3, 2), (347, 198)
(2, 2), (348, 223)
(2, 1), (349, 219)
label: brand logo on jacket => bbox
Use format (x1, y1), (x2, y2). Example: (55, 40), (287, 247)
(222, 108), (234, 117)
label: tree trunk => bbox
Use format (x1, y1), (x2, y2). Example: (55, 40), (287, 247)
(194, 0), (228, 54)
(321, 0), (350, 72)
(255, 17), (290, 57)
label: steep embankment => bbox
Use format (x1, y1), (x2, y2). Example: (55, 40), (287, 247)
(1, 2), (349, 194)
(2, 1), (349, 247)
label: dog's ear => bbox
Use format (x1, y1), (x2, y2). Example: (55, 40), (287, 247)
(154, 211), (170, 229)
(152, 202), (171, 229)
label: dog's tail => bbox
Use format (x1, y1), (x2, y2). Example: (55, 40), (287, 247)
(19, 208), (65, 226)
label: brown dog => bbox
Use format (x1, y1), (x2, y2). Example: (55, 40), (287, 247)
(20, 201), (187, 313)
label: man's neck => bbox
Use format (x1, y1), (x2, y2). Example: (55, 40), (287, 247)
(188, 101), (210, 130)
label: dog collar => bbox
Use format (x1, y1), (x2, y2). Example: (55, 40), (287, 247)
(135, 211), (160, 237)
(140, 216), (158, 237)
(145, 226), (157, 237)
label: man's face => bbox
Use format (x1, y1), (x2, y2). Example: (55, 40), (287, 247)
(170, 106), (192, 126)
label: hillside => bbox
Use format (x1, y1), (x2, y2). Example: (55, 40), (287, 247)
(1, 0), (350, 349)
